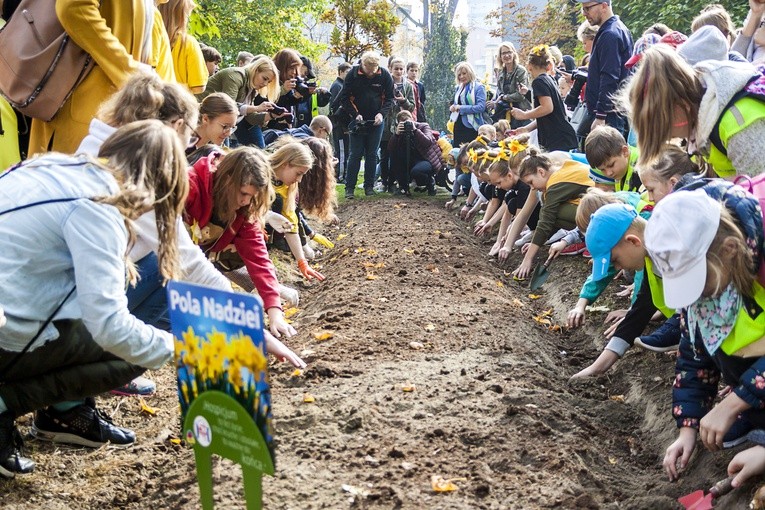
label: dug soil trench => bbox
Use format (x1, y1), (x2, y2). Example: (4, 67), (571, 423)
(0, 196), (760, 509)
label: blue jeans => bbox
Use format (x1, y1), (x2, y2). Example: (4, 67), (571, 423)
(577, 110), (627, 149)
(234, 119), (265, 148)
(451, 172), (471, 198)
(126, 252), (170, 331)
(410, 160), (433, 187)
(345, 121), (384, 193)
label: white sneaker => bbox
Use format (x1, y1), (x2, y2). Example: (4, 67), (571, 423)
(514, 229), (533, 248)
(544, 228), (569, 245)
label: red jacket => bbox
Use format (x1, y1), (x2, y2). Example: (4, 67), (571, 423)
(184, 156), (282, 311)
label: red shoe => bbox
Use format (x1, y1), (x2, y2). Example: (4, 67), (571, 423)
(582, 248), (592, 259)
(560, 242), (586, 256)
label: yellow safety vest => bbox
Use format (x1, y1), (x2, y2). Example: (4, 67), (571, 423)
(707, 96), (765, 178)
(721, 281), (765, 356)
(645, 257), (674, 319)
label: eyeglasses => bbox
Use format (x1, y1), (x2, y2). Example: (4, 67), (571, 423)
(181, 119), (202, 146)
(581, 2), (601, 13)
(216, 121), (237, 134)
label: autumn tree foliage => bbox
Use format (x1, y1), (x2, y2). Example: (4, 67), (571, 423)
(320, 0), (400, 63)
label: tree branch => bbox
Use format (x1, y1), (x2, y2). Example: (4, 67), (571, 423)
(389, 0), (423, 28)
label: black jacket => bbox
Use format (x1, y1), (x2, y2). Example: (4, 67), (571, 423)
(339, 65), (394, 121)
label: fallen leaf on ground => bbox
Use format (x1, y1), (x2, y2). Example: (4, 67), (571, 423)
(355, 247), (366, 253)
(609, 395), (625, 403)
(138, 397), (157, 416)
(431, 475), (464, 492)
(292, 369), (303, 377)
(303, 393), (315, 403)
(496, 281), (504, 287)
(402, 382), (416, 392)
(528, 294), (542, 300)
(169, 438), (182, 445)
(336, 233), (347, 241)
(363, 261), (385, 269)
(284, 307), (299, 319)
(342, 248), (350, 255)
(608, 456), (617, 465)
(512, 298), (525, 307)
(424, 324), (435, 332)
(366, 273), (379, 280)
(404, 248), (414, 254)
(330, 256), (338, 262)
(409, 341), (424, 350)
(365, 249), (378, 256)
(345, 220), (356, 228)
(313, 330), (334, 341)
(434, 230), (441, 234)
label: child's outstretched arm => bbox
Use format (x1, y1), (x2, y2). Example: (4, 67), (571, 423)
(499, 192), (539, 262)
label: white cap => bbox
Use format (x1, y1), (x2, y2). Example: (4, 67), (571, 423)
(678, 26), (728, 66)
(644, 189), (722, 309)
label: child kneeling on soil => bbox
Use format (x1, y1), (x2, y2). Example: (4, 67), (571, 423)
(184, 146), (301, 339)
(513, 146), (593, 278)
(645, 190), (765, 482)
(266, 138), (327, 281)
(584, 126), (642, 193)
(296, 137), (337, 247)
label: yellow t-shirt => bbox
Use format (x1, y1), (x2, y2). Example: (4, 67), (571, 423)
(0, 98), (20, 172)
(171, 33), (208, 92)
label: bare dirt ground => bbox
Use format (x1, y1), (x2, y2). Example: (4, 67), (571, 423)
(1, 195), (761, 509)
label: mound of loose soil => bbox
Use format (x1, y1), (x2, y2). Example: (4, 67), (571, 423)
(0, 197), (760, 509)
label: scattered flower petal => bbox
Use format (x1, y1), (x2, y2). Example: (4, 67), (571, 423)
(336, 233), (348, 241)
(313, 330), (334, 341)
(303, 393), (315, 403)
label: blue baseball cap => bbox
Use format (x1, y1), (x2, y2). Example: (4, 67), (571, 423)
(585, 203), (637, 281)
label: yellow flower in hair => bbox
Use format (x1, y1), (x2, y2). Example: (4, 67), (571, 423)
(475, 136), (488, 146)
(508, 139), (527, 156)
(493, 151), (510, 163)
(467, 148), (478, 164)
(531, 44), (549, 56)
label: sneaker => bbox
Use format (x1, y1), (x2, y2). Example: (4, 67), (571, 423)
(560, 242), (586, 256)
(514, 229), (534, 248)
(544, 228), (569, 245)
(110, 375), (156, 396)
(385, 184), (396, 194)
(0, 412), (35, 478)
(373, 182), (386, 192)
(634, 314), (681, 353)
(344, 190), (355, 200)
(365, 188), (376, 196)
(32, 398), (136, 448)
(582, 249), (592, 259)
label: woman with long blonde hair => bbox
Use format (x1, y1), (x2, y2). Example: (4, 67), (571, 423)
(158, 0), (208, 94)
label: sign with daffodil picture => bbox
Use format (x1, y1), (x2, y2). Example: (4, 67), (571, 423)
(167, 281), (274, 510)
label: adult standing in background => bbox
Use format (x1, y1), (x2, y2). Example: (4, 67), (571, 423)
(407, 62), (427, 123)
(29, 0), (175, 155)
(339, 51), (394, 199)
(489, 42), (531, 128)
(158, 0), (208, 94)
(576, 0), (632, 139)
(329, 62), (352, 183)
(450, 62), (487, 147)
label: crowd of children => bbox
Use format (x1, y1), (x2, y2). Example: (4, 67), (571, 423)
(3, 0), (765, 502)
(436, 0), (765, 496)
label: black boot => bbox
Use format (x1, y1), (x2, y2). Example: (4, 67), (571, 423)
(0, 411), (35, 478)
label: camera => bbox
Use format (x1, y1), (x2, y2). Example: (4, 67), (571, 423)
(403, 120), (414, 133)
(564, 69), (588, 110)
(294, 77), (317, 97)
(269, 105), (289, 116)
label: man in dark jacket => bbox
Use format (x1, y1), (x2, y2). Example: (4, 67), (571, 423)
(576, 0), (632, 141)
(329, 62), (351, 183)
(387, 111), (443, 195)
(339, 52), (394, 198)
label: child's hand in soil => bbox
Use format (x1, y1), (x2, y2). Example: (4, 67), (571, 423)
(729, 445), (765, 488)
(616, 284), (633, 298)
(567, 306), (586, 328)
(664, 427), (697, 481)
(459, 205), (470, 220)
(267, 308), (297, 338)
(604, 309), (627, 324)
(498, 246), (512, 262)
(265, 331), (306, 368)
(513, 259), (533, 279)
(473, 220), (486, 235)
(488, 241), (502, 257)
(603, 317), (624, 339)
(445, 198), (456, 210)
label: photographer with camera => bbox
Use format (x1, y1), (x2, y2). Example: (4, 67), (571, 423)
(380, 57), (416, 193)
(489, 42), (531, 128)
(267, 49), (305, 131)
(339, 51), (395, 199)
(295, 56), (331, 129)
(388, 111), (443, 196)
(574, 1), (632, 140)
